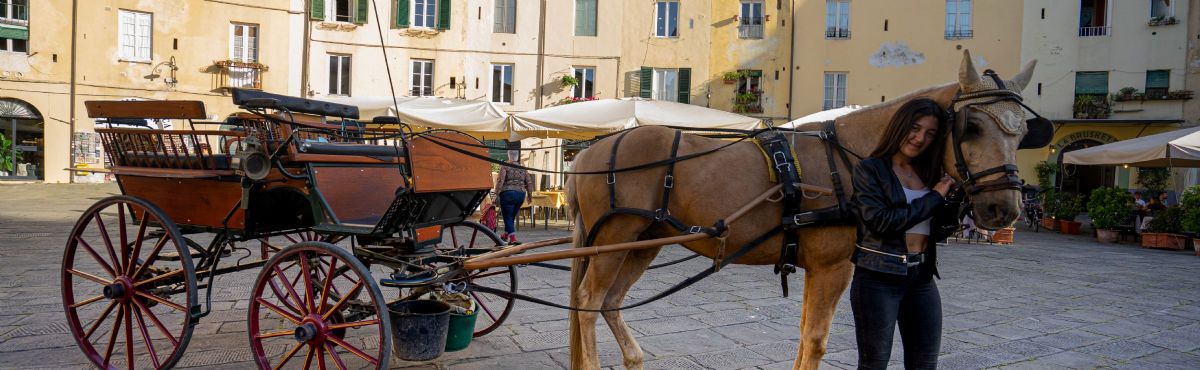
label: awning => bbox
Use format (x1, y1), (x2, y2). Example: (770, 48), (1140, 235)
(1062, 126), (1200, 168)
(779, 105), (864, 128)
(321, 96), (510, 139)
(510, 98), (764, 139)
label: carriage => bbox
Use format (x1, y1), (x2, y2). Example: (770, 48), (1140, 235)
(62, 90), (521, 369)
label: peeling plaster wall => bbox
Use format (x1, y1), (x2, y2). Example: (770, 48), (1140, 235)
(708, 0), (792, 120)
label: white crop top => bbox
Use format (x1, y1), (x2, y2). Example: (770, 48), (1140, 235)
(902, 187), (932, 236)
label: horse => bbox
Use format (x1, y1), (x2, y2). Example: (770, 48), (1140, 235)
(563, 50), (1044, 369)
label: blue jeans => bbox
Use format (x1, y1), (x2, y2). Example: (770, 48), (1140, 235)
(498, 190), (525, 235)
(850, 264), (941, 370)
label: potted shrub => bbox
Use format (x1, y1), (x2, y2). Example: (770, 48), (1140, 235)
(1116, 87), (1138, 101)
(1040, 189), (1059, 230)
(990, 227), (1016, 244)
(1180, 185), (1200, 255)
(1088, 187), (1132, 243)
(1054, 192), (1083, 234)
(721, 71), (745, 84)
(1142, 206), (1187, 250)
(1136, 168), (1172, 195)
(560, 75), (579, 88)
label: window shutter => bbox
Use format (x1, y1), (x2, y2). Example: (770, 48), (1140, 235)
(676, 68), (691, 104)
(639, 67), (653, 98)
(1145, 70), (1169, 89)
(576, 0), (597, 36)
(355, 0), (369, 24)
(1074, 72), (1108, 95)
(396, 0), (410, 28)
(437, 0), (451, 30)
(311, 0), (325, 20)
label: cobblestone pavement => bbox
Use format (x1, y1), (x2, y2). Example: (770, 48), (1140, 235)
(1, 184), (1198, 369)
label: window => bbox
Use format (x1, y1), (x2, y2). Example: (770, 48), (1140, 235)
(413, 0), (437, 28)
(330, 0), (353, 22)
(825, 0), (849, 39)
(1074, 71), (1108, 95)
(655, 1), (679, 38)
(1078, 0), (1109, 36)
(737, 70), (762, 94)
(329, 54), (352, 96)
(492, 64), (513, 104)
(1074, 71), (1108, 118)
(0, 0), (27, 21)
(739, 1), (764, 39)
(572, 67), (595, 99)
(229, 23), (258, 62)
(411, 59), (434, 96)
(823, 72), (847, 110)
(652, 69), (679, 101)
(575, 0), (597, 36)
(1150, 0), (1172, 19)
(0, 38), (25, 53)
(494, 0), (516, 33)
(945, 0), (972, 39)
(1145, 70), (1169, 98)
(736, 70), (763, 113)
(118, 10), (152, 62)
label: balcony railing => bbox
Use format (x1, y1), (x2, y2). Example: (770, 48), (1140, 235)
(738, 18), (764, 39)
(1078, 26), (1110, 37)
(944, 29), (973, 39)
(411, 87), (433, 97)
(215, 60), (267, 90)
(825, 28), (850, 39)
(0, 3), (28, 26)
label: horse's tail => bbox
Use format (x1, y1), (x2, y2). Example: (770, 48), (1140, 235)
(565, 171), (585, 367)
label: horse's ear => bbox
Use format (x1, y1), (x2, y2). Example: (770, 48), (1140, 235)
(959, 50), (982, 91)
(1010, 59), (1037, 92)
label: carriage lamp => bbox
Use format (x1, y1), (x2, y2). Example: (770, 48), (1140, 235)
(144, 56), (180, 87)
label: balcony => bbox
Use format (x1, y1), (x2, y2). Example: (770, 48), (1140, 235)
(1078, 26), (1109, 37)
(825, 28), (850, 39)
(0, 2), (27, 27)
(738, 18), (764, 39)
(944, 29), (973, 39)
(214, 60), (268, 90)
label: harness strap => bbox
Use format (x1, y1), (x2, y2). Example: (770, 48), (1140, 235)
(657, 130), (683, 220)
(822, 120), (853, 218)
(607, 130), (634, 209)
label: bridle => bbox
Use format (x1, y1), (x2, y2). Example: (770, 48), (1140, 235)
(947, 70), (1054, 196)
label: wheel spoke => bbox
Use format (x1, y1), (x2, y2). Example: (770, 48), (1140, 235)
(326, 335), (378, 366)
(126, 210), (150, 276)
(133, 290), (187, 312)
(84, 301), (118, 340)
(254, 330), (294, 339)
(324, 342), (348, 370)
(102, 304), (124, 368)
(131, 235), (170, 280)
(67, 268), (112, 286)
(132, 269), (185, 288)
(71, 294), (106, 309)
(322, 282), (363, 321)
(301, 345), (315, 370)
(325, 318), (379, 331)
(450, 227), (460, 248)
(132, 298), (179, 346)
(469, 269), (510, 279)
(472, 291), (500, 322)
(318, 258), (338, 315)
(75, 236), (117, 277)
(256, 298), (302, 324)
(275, 265), (307, 315)
(118, 205), (128, 278)
(94, 214), (124, 275)
(299, 251), (316, 313)
(124, 304), (134, 370)
(267, 276), (305, 316)
(132, 303), (161, 368)
(272, 342), (306, 370)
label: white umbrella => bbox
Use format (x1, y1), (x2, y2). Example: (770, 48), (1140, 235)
(779, 105), (864, 128)
(322, 95), (511, 139)
(510, 98), (764, 139)
(1062, 126), (1200, 168)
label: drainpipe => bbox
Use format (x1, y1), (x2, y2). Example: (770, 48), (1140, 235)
(68, 0), (78, 183)
(535, 0), (547, 109)
(301, 0), (311, 97)
(785, 0), (795, 121)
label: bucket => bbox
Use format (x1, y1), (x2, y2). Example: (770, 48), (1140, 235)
(444, 299), (478, 352)
(388, 300), (451, 361)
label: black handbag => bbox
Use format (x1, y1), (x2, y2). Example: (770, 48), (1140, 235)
(931, 188), (967, 242)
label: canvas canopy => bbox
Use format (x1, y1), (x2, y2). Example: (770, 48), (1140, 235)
(1062, 126), (1200, 168)
(510, 98), (764, 139)
(779, 105), (864, 129)
(322, 96), (511, 139)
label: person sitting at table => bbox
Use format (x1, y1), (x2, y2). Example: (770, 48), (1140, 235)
(494, 151), (533, 245)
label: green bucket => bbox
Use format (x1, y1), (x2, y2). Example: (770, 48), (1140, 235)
(444, 300), (478, 352)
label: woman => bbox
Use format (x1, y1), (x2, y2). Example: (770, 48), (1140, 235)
(849, 98), (955, 370)
(494, 151), (533, 244)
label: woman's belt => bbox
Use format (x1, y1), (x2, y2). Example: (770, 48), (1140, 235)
(856, 244), (926, 266)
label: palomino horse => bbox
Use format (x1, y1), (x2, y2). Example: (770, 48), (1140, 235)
(565, 51), (1042, 369)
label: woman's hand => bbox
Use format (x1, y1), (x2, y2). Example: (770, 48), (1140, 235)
(933, 175), (955, 197)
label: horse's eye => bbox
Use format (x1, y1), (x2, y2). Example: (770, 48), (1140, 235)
(962, 120), (982, 139)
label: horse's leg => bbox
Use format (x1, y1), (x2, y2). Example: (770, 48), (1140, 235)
(792, 261), (854, 370)
(570, 221), (649, 369)
(600, 246), (660, 370)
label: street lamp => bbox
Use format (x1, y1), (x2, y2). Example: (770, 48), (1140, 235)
(144, 56), (179, 87)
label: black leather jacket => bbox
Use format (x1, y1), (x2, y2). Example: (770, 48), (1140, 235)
(850, 157), (946, 277)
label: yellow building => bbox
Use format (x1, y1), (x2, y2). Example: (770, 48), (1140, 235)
(706, 0), (793, 122)
(0, 0), (303, 183)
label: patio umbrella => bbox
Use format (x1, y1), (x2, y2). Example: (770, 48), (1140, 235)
(322, 95), (511, 139)
(778, 105), (865, 128)
(510, 98), (764, 139)
(1061, 126), (1200, 167)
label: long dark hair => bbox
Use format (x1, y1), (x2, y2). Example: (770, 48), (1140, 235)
(868, 98), (950, 186)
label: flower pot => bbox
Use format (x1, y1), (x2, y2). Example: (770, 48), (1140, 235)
(1141, 232), (1187, 250)
(990, 227), (1015, 244)
(1041, 217), (1058, 231)
(1096, 229), (1120, 243)
(1059, 220), (1081, 235)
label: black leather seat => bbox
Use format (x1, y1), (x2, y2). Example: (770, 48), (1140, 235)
(298, 141), (407, 158)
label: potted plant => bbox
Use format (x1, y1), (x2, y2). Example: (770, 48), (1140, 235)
(1088, 187), (1132, 243)
(1040, 189), (1059, 231)
(1179, 185), (1200, 255)
(1136, 168), (1172, 195)
(1142, 206), (1187, 250)
(990, 227), (1016, 244)
(560, 75), (579, 88)
(1116, 87), (1138, 101)
(0, 132), (19, 175)
(720, 71), (745, 84)
(1054, 192), (1083, 234)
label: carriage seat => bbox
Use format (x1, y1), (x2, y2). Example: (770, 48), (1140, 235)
(122, 151), (233, 170)
(298, 141), (407, 158)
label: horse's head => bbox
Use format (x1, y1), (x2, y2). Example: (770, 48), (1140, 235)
(944, 50), (1053, 229)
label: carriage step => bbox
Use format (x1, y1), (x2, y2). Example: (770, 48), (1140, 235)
(159, 250), (230, 261)
(381, 271), (436, 288)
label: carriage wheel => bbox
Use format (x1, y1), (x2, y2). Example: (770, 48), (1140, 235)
(440, 221), (518, 337)
(248, 241), (391, 370)
(62, 195), (197, 370)
(258, 230), (349, 260)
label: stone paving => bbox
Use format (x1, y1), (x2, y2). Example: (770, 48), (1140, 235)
(0, 183), (1198, 369)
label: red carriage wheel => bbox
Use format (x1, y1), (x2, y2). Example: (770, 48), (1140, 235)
(62, 195), (198, 370)
(439, 221), (518, 337)
(248, 241), (391, 370)
(258, 230), (347, 260)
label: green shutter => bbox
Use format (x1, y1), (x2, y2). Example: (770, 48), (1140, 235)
(311, 0), (325, 20)
(437, 0), (451, 30)
(355, 0), (369, 24)
(677, 68), (691, 104)
(1074, 72), (1108, 95)
(575, 0), (597, 36)
(0, 27), (28, 40)
(639, 67), (653, 98)
(396, 0), (410, 28)
(1146, 70), (1170, 89)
